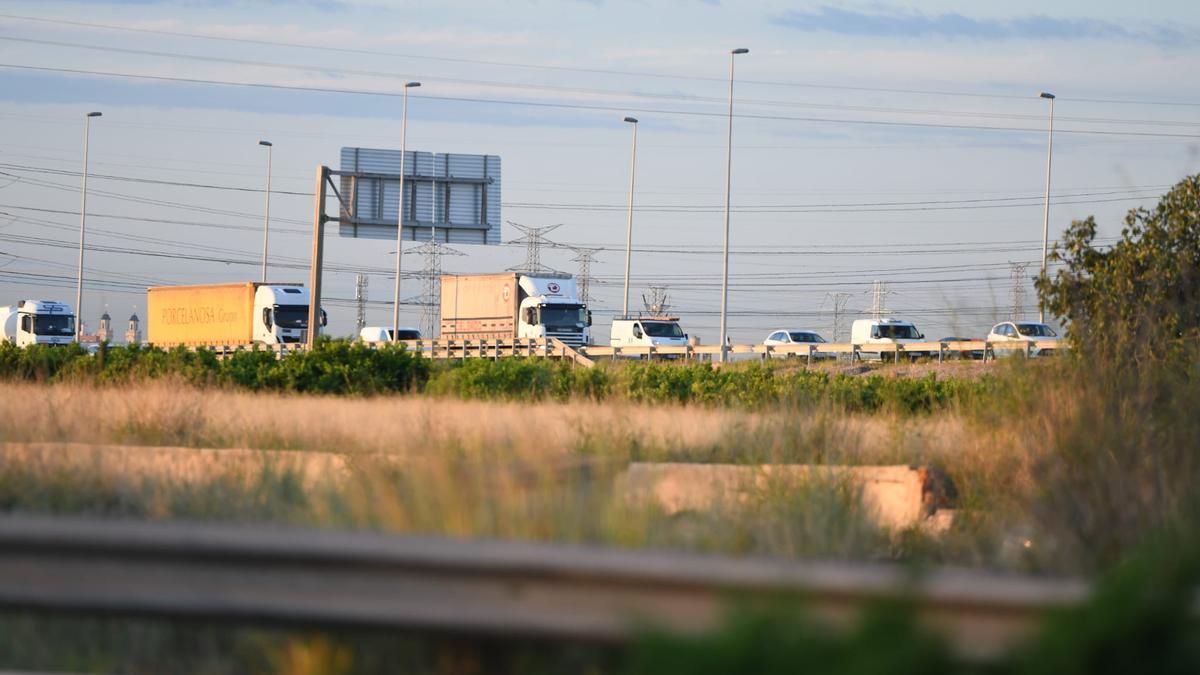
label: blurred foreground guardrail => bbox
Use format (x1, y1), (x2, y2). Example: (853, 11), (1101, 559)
(0, 516), (1084, 660)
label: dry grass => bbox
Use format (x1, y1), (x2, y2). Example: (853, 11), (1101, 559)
(0, 378), (1096, 572)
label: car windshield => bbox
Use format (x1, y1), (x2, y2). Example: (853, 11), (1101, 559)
(877, 324), (920, 339)
(1016, 323), (1057, 337)
(392, 329), (421, 340)
(273, 304), (309, 329)
(789, 332), (824, 343)
(33, 314), (74, 336)
(642, 321), (684, 338)
(540, 305), (586, 329)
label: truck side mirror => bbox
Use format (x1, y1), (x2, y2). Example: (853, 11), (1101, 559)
(523, 308), (536, 325)
(870, 327), (880, 338)
(633, 324), (643, 339)
(586, 310), (593, 327)
(320, 309), (328, 327)
(262, 307), (272, 328)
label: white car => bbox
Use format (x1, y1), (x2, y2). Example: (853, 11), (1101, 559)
(986, 321), (1059, 357)
(359, 326), (422, 343)
(763, 329), (835, 359)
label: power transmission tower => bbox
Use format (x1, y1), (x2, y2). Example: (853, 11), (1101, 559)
(1009, 261), (1031, 321)
(642, 285), (672, 316)
(506, 221), (563, 274)
(868, 280), (892, 321)
(354, 274), (368, 333)
(569, 247), (601, 305)
(404, 239), (464, 337)
(822, 292), (853, 342)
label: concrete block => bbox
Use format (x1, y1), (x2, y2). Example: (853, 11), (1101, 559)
(620, 462), (957, 532)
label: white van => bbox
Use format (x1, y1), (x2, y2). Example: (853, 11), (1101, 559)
(610, 316), (689, 350)
(850, 318), (931, 361)
(359, 326), (422, 343)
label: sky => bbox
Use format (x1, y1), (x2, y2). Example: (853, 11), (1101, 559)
(0, 0), (1198, 343)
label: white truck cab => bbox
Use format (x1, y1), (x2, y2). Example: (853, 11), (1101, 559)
(0, 300), (76, 347)
(359, 326), (422, 342)
(515, 275), (591, 348)
(610, 316), (689, 349)
(254, 285), (325, 345)
(851, 318), (930, 361)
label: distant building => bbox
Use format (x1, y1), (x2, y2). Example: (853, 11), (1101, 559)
(125, 314), (141, 345)
(97, 312), (112, 343)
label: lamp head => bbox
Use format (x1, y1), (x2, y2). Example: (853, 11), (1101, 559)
(86, 112), (102, 117)
(1039, 92), (1056, 99)
(258, 140), (273, 147)
(623, 116), (638, 124)
(732, 48), (749, 55)
(405, 81), (422, 88)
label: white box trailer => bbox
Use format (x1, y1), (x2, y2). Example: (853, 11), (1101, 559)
(440, 273), (591, 348)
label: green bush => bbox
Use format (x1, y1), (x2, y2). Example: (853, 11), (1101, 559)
(0, 340), (990, 411)
(0, 339), (428, 396)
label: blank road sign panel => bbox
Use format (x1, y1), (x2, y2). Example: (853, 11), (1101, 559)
(338, 147), (501, 245)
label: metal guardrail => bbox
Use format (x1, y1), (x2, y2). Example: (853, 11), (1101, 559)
(194, 338), (1058, 368)
(0, 516), (1084, 660)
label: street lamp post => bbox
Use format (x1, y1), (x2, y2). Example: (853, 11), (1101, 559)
(1038, 91), (1055, 323)
(74, 111), (101, 341)
(258, 140), (273, 283)
(621, 116), (639, 317)
(718, 48), (748, 362)
(393, 81), (421, 342)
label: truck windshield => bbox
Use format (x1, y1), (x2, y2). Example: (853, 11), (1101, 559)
(33, 314), (75, 336)
(273, 305), (309, 329)
(877, 324), (920, 339)
(642, 321), (684, 338)
(539, 305), (586, 329)
(1016, 323), (1057, 337)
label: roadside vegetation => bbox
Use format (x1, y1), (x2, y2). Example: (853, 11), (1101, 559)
(0, 338), (999, 413)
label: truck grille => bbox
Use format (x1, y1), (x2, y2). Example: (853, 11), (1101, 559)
(546, 331), (586, 348)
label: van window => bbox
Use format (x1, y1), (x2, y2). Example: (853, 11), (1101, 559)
(876, 324), (920, 340)
(642, 321), (684, 338)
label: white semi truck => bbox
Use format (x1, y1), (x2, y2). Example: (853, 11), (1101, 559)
(0, 300), (76, 347)
(147, 282), (324, 347)
(440, 273), (591, 348)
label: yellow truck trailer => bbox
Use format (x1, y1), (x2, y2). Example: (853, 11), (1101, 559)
(147, 282), (316, 347)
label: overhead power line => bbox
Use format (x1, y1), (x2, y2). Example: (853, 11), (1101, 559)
(0, 163), (1167, 215)
(4, 12), (1200, 108)
(4, 63), (1200, 140)
(4, 33), (1200, 130)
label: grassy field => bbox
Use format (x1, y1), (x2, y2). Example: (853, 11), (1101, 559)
(0, 367), (1104, 573)
(1, 352), (1197, 674)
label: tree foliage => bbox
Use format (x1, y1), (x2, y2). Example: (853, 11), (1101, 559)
(1037, 174), (1200, 361)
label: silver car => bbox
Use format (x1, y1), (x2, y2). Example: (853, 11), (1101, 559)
(763, 329), (836, 360)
